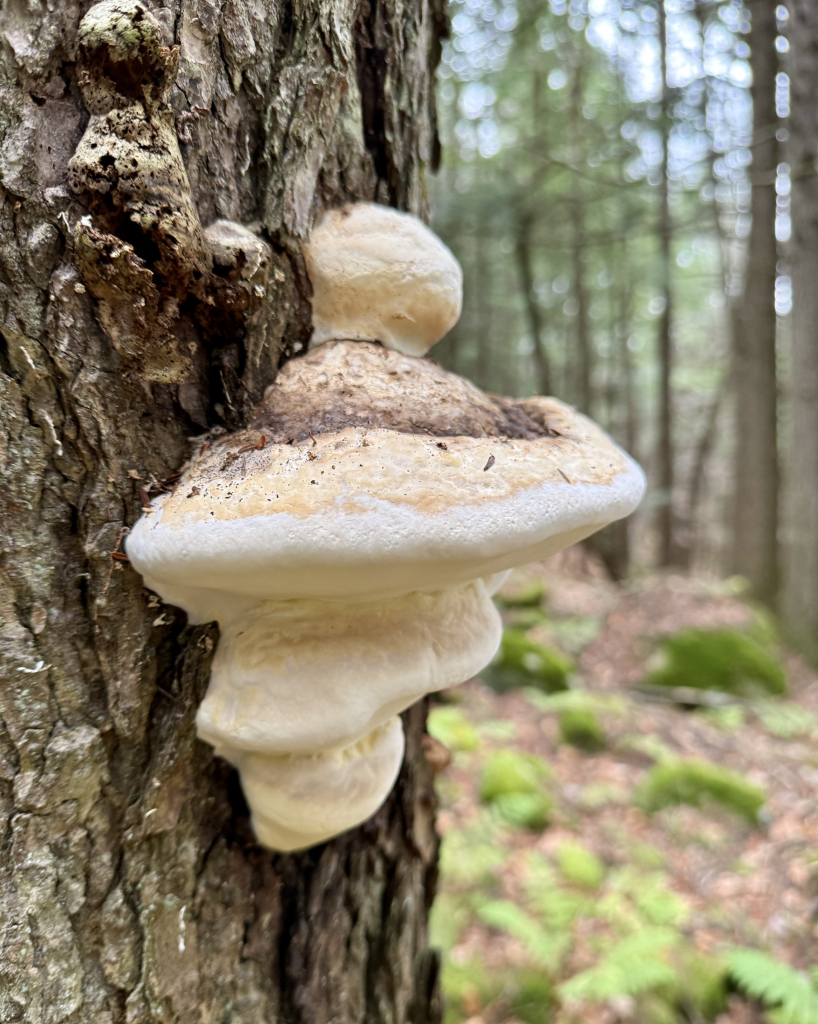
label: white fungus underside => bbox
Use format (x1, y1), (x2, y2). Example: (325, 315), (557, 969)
(128, 463), (645, 614)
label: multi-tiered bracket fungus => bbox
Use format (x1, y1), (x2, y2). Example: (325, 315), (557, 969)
(127, 204), (645, 851)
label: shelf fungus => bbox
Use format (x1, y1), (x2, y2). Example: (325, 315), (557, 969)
(127, 204), (645, 852)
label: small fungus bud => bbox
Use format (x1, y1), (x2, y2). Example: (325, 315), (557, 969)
(303, 203), (463, 358)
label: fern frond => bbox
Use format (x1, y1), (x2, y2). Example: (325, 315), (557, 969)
(728, 949), (818, 1024)
(477, 899), (569, 973)
(558, 928), (679, 1003)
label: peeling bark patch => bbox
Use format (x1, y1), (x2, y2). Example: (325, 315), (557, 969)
(68, 1), (211, 383)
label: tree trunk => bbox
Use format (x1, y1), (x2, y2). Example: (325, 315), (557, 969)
(782, 0), (818, 661)
(655, 0), (677, 568)
(0, 0), (445, 1020)
(515, 213), (551, 395)
(731, 0), (779, 604)
(475, 230), (492, 389)
(568, 48), (591, 414)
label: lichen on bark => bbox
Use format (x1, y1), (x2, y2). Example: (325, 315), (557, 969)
(0, 0), (447, 1018)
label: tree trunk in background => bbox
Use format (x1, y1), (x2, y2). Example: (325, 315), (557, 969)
(515, 213), (551, 395)
(656, 0), (678, 568)
(782, 0), (818, 661)
(475, 230), (492, 388)
(0, 0), (444, 1020)
(731, 0), (779, 603)
(568, 50), (591, 414)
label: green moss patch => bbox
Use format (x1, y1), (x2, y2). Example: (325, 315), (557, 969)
(494, 578), (546, 608)
(558, 707), (607, 751)
(637, 758), (766, 824)
(556, 841), (605, 890)
(643, 627), (786, 697)
(480, 750), (552, 830)
(484, 628), (573, 693)
(427, 706), (480, 752)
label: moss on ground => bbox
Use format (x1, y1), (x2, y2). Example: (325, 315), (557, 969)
(558, 707), (607, 751)
(484, 628), (573, 693)
(637, 758), (766, 824)
(556, 840), (605, 889)
(495, 578), (547, 608)
(643, 627), (786, 697)
(480, 750), (552, 829)
(427, 706), (480, 752)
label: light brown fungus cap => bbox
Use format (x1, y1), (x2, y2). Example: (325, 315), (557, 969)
(126, 341), (645, 613)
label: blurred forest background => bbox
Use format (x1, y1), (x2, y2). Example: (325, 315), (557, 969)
(429, 0), (818, 657)
(425, 3), (818, 1022)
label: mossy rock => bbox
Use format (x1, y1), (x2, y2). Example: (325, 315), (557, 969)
(479, 749), (551, 802)
(644, 627), (786, 697)
(556, 840), (605, 889)
(494, 791), (552, 830)
(637, 758), (765, 824)
(427, 706), (479, 752)
(558, 707), (606, 752)
(484, 628), (573, 693)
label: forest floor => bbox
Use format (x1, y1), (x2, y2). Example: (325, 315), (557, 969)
(430, 549), (818, 1024)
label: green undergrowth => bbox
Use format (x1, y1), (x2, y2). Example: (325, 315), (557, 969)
(643, 627), (786, 697)
(495, 578), (547, 609)
(556, 840), (605, 889)
(479, 749), (553, 829)
(427, 706), (480, 752)
(429, 587), (810, 1024)
(728, 948), (818, 1024)
(558, 707), (607, 751)
(751, 700), (818, 739)
(484, 628), (574, 693)
(637, 758), (766, 824)
(433, 833), (731, 1024)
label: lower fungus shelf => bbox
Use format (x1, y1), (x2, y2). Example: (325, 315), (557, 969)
(224, 717), (406, 852)
(194, 580), (503, 850)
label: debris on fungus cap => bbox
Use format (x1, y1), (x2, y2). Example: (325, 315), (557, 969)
(303, 203), (462, 357)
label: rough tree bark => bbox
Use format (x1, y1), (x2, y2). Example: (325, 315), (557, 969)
(782, 0), (818, 661)
(731, 0), (779, 604)
(0, 0), (446, 1020)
